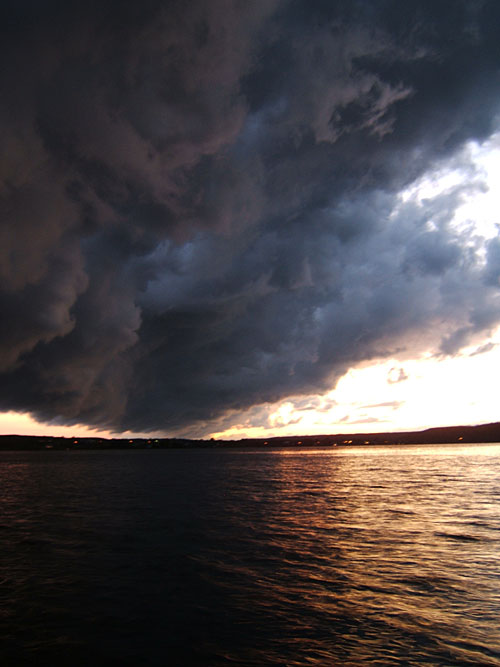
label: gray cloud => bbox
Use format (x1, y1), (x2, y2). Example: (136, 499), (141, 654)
(340, 416), (383, 426)
(362, 401), (404, 410)
(469, 341), (497, 357)
(387, 367), (409, 385)
(1, 1), (500, 434)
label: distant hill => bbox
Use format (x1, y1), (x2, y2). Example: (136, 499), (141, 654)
(1, 422), (500, 450)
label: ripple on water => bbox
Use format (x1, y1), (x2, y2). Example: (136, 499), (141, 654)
(1, 445), (500, 665)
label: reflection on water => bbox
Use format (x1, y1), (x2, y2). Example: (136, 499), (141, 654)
(1, 444), (500, 665)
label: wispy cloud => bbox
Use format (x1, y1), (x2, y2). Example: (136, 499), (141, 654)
(361, 401), (405, 410)
(387, 368), (409, 385)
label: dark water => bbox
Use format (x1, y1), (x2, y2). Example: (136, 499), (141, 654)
(2, 444), (500, 666)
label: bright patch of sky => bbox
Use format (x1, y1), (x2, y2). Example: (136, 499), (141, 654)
(402, 132), (500, 241)
(210, 328), (500, 440)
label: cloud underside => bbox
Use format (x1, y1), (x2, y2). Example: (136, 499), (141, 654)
(1, 0), (500, 434)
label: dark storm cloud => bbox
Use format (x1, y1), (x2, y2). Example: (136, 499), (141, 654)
(1, 0), (500, 434)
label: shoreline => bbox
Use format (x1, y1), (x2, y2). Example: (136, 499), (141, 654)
(1, 422), (500, 451)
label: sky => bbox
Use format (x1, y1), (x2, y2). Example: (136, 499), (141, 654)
(1, 0), (500, 440)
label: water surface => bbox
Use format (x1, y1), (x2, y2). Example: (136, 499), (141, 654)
(2, 444), (500, 665)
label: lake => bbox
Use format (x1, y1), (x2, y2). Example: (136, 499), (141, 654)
(1, 444), (500, 665)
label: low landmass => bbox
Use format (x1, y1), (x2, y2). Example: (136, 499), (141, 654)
(1, 422), (500, 450)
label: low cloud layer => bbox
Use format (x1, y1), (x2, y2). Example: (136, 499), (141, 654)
(1, 1), (500, 434)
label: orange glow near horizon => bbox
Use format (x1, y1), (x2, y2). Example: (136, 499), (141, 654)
(0, 412), (113, 438)
(0, 412), (164, 440)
